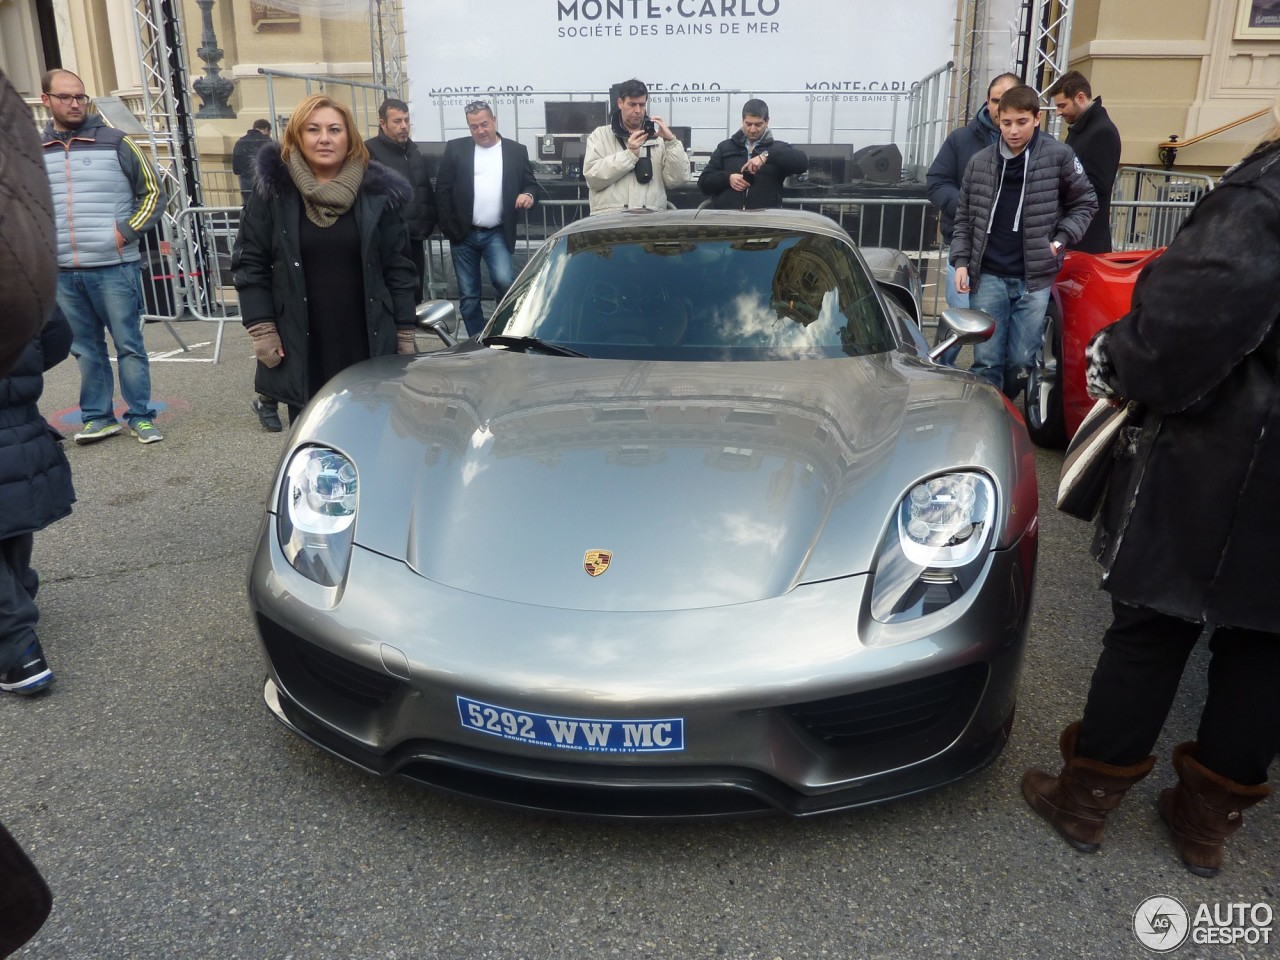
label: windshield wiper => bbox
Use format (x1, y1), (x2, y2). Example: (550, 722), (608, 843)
(482, 335), (589, 358)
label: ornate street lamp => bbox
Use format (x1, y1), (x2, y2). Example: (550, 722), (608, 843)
(193, 0), (236, 118)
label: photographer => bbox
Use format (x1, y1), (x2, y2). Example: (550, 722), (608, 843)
(584, 78), (689, 214)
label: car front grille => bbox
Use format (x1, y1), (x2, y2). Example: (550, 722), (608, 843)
(257, 614), (404, 711)
(783, 663), (988, 749)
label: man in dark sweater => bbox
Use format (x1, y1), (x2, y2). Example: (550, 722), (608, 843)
(1047, 70), (1122, 254)
(951, 85), (1097, 397)
(698, 99), (807, 209)
(232, 120), (272, 205)
(926, 72), (1019, 364)
(365, 98), (438, 303)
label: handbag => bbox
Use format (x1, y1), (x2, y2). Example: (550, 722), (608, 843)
(1056, 399), (1137, 521)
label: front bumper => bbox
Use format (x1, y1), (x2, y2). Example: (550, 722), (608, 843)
(250, 525), (1036, 818)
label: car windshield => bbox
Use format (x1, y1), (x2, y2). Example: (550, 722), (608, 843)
(486, 224), (897, 360)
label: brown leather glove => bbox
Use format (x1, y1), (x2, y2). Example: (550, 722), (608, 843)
(249, 322), (283, 368)
(397, 328), (417, 355)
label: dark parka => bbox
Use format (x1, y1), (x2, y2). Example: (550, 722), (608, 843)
(231, 142), (416, 410)
(0, 68), (57, 378)
(1089, 139), (1280, 634)
(1064, 98), (1122, 254)
(697, 129), (808, 209)
(925, 108), (1001, 243)
(364, 131), (439, 241)
(0, 308), (75, 541)
(950, 131), (1098, 291)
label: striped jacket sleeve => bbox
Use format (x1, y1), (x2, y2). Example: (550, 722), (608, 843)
(116, 135), (166, 242)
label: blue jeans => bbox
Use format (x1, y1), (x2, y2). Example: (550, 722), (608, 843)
(451, 227), (514, 337)
(967, 273), (1050, 398)
(936, 259), (969, 367)
(57, 264), (155, 424)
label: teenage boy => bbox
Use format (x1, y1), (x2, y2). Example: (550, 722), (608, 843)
(951, 84), (1097, 397)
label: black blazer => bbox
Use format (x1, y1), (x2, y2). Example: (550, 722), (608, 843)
(435, 135), (538, 253)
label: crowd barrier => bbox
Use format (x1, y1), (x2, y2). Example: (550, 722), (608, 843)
(164, 178), (1204, 362)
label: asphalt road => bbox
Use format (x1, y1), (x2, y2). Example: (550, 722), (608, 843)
(2, 322), (1275, 960)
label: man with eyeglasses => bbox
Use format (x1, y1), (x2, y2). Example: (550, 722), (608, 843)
(40, 69), (167, 445)
(435, 100), (537, 337)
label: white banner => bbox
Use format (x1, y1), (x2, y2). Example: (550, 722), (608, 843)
(404, 0), (957, 154)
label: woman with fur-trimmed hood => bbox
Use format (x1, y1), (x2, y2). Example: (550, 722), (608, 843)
(231, 94), (417, 419)
(1022, 101), (1280, 879)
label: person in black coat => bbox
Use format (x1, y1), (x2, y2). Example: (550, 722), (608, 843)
(365, 98), (439, 302)
(0, 67), (57, 378)
(1048, 71), (1122, 254)
(434, 101), (537, 337)
(698, 99), (807, 210)
(0, 307), (74, 696)
(231, 94), (416, 422)
(232, 120), (273, 205)
(1022, 121), (1280, 878)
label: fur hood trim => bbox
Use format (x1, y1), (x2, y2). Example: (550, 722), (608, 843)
(253, 141), (411, 204)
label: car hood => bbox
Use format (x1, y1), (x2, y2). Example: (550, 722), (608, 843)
(297, 351), (1015, 612)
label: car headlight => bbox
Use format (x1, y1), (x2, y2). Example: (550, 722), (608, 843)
(277, 446), (358, 587)
(869, 472), (995, 623)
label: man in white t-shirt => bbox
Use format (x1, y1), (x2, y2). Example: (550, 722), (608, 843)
(435, 101), (539, 336)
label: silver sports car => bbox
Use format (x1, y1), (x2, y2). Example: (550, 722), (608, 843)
(249, 208), (1039, 818)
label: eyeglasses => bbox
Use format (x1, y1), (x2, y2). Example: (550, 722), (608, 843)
(48, 93), (90, 105)
(464, 100), (491, 114)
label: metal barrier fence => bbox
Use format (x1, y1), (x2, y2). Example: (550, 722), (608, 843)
(171, 176), (1208, 362)
(1110, 166), (1214, 250)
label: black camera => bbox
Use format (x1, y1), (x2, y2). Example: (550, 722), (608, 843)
(642, 116), (657, 138)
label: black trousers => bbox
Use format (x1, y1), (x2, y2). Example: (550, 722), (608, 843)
(0, 533), (38, 674)
(1077, 597), (1280, 785)
(409, 238), (426, 304)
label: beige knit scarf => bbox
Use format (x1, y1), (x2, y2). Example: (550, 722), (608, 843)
(287, 150), (365, 227)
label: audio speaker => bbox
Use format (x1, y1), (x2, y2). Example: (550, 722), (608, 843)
(852, 143), (903, 183)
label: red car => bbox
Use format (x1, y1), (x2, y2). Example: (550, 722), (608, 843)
(1023, 248), (1165, 446)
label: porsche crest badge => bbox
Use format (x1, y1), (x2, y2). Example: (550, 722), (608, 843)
(584, 549), (613, 577)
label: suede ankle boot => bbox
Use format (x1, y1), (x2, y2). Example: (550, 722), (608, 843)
(1159, 742), (1272, 878)
(1021, 721), (1156, 852)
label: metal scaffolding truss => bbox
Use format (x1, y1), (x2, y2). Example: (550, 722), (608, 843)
(953, 0), (990, 126)
(1016, 0), (1075, 96)
(370, 0), (407, 98)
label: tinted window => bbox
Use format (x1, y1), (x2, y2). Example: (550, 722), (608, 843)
(488, 225), (896, 360)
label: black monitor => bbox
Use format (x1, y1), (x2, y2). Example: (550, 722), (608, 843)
(545, 100), (608, 135)
(668, 125), (692, 150)
(416, 141), (447, 181)
(795, 144), (854, 186)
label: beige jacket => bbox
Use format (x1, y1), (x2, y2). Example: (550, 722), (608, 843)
(584, 124), (690, 214)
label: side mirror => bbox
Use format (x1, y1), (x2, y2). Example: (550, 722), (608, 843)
(415, 300), (459, 347)
(929, 308), (996, 362)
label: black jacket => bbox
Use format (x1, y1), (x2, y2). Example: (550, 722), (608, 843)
(230, 143), (417, 409)
(0, 308), (74, 541)
(697, 129), (807, 209)
(926, 109), (1001, 243)
(950, 131), (1098, 292)
(1064, 98), (1122, 254)
(1089, 139), (1280, 633)
(0, 68), (56, 378)
(232, 129), (272, 197)
(364, 131), (439, 241)
(434, 136), (537, 253)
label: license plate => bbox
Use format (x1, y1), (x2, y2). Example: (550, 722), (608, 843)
(457, 696), (685, 753)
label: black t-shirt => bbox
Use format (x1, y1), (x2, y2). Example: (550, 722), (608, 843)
(983, 149), (1027, 278)
(299, 208), (368, 394)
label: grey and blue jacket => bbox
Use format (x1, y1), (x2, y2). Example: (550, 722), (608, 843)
(41, 114), (166, 269)
(949, 130), (1097, 292)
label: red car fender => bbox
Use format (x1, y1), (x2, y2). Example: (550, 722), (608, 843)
(1055, 249), (1165, 438)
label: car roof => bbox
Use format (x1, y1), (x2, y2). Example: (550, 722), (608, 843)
(554, 207), (854, 244)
